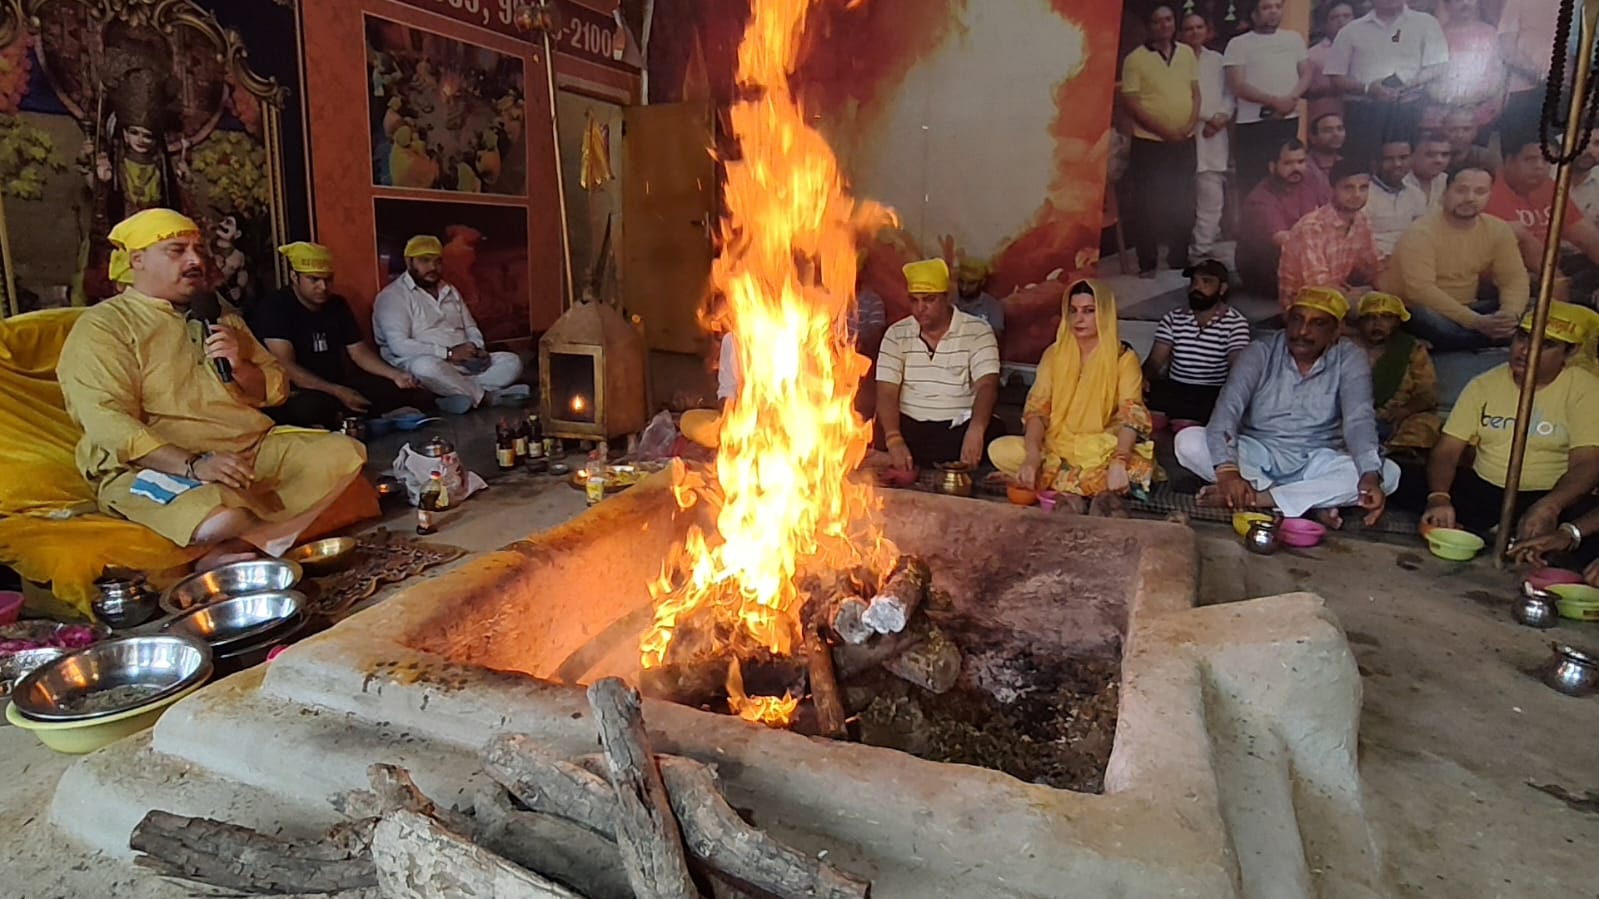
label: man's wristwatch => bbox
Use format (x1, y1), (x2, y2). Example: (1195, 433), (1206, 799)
(1562, 522), (1584, 551)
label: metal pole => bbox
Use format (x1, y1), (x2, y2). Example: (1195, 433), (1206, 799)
(542, 30), (577, 312)
(1494, 0), (1599, 564)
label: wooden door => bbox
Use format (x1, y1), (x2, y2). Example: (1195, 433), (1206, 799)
(622, 101), (715, 354)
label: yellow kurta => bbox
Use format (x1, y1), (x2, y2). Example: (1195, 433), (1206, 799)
(56, 289), (365, 547)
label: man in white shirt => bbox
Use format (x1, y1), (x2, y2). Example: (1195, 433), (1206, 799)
(1324, 0), (1449, 162)
(1365, 137), (1428, 259)
(372, 235), (523, 408)
(1223, 0), (1311, 197)
(1406, 131), (1451, 208)
(877, 259), (1001, 471)
(1184, 12), (1233, 261)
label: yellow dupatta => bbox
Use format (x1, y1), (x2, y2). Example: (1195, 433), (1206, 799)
(1026, 280), (1126, 469)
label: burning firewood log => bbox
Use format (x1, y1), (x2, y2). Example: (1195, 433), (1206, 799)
(805, 623), (849, 739)
(587, 677), (701, 899)
(860, 556), (931, 636)
(484, 735), (870, 899)
(639, 655), (807, 710)
(829, 595), (874, 645)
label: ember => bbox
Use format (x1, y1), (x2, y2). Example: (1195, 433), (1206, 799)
(638, 0), (897, 723)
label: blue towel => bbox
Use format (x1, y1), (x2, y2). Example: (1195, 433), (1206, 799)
(130, 470), (203, 505)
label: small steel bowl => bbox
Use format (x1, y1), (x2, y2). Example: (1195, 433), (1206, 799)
(1513, 589), (1560, 629)
(161, 558), (302, 616)
(163, 591), (306, 651)
(284, 537), (357, 575)
(1544, 644), (1599, 697)
(91, 577), (161, 629)
(11, 635), (212, 722)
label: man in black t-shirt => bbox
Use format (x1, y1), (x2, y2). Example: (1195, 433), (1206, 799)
(251, 242), (431, 428)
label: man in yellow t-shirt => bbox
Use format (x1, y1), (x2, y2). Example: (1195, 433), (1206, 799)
(1119, 4), (1200, 276)
(1422, 302), (1599, 539)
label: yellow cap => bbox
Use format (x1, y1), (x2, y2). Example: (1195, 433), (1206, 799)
(277, 241), (334, 276)
(404, 235), (444, 258)
(903, 258), (950, 295)
(957, 259), (991, 280)
(1520, 301), (1599, 345)
(1357, 291), (1410, 322)
(107, 209), (200, 285)
(1291, 286), (1350, 322)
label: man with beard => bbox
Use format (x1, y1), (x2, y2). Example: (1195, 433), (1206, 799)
(1305, 112), (1346, 187)
(952, 260), (1005, 347)
(1237, 139), (1332, 294)
(1349, 292), (1441, 456)
(1407, 132), (1453, 208)
(876, 259), (1000, 471)
(55, 209), (366, 570)
(1176, 287), (1400, 528)
(1144, 259), (1251, 423)
(373, 234), (523, 410)
(1277, 159), (1382, 308)
(1364, 138), (1429, 259)
(250, 242), (429, 429)
(1379, 167), (1527, 350)
(1422, 302), (1599, 538)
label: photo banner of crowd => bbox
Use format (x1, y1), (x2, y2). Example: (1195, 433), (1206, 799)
(1110, 0), (1594, 331)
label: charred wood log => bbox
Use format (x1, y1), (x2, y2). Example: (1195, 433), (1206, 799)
(804, 624), (848, 739)
(372, 809), (587, 898)
(587, 677), (701, 899)
(882, 621), (961, 694)
(129, 811), (378, 895)
(470, 786), (637, 899)
(860, 556), (931, 636)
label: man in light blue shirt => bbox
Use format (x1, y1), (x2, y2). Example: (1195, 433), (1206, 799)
(1175, 286), (1400, 526)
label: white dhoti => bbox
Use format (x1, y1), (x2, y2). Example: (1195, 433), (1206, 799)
(402, 352), (523, 405)
(1175, 427), (1401, 519)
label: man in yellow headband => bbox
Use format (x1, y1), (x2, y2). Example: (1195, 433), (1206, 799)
(373, 233), (524, 410)
(954, 258), (1005, 348)
(56, 209), (365, 569)
(876, 258), (1001, 471)
(1349, 292), (1441, 456)
(248, 242), (428, 429)
(1426, 301), (1599, 543)
(1176, 286), (1400, 527)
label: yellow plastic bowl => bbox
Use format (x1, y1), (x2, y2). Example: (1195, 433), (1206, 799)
(1424, 528), (1485, 561)
(5, 680), (204, 754)
(1232, 512), (1273, 537)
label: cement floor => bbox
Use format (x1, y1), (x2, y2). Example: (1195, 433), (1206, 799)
(4, 476), (1598, 897)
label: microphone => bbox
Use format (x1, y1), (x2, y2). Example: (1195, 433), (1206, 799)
(187, 292), (234, 384)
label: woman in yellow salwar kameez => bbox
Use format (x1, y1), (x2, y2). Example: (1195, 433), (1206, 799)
(989, 280), (1155, 516)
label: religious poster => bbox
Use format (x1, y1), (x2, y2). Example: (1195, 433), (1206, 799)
(365, 15), (528, 196)
(0, 0), (304, 316)
(373, 197), (530, 344)
(646, 0), (1123, 364)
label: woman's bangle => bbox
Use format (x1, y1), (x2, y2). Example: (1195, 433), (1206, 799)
(1426, 491), (1451, 503)
(1562, 522), (1584, 550)
(1112, 451), (1131, 463)
(185, 454), (202, 480)
(885, 433), (906, 446)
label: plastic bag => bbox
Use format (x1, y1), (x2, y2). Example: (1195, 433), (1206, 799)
(392, 443), (487, 506)
(634, 410), (680, 461)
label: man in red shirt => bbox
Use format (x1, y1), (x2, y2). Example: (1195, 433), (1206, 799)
(1489, 135), (1599, 300)
(1237, 139), (1332, 294)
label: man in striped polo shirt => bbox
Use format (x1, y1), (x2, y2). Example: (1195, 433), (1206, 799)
(1143, 259), (1251, 422)
(877, 258), (1001, 472)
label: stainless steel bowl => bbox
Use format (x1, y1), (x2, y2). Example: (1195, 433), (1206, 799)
(1513, 590), (1560, 629)
(284, 537), (357, 575)
(163, 591), (305, 651)
(11, 635), (212, 722)
(1544, 644), (1599, 697)
(91, 576), (161, 629)
(160, 558), (303, 615)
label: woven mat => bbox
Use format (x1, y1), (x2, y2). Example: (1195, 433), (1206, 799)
(302, 529), (467, 618)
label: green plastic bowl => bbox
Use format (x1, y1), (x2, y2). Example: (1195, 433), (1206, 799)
(1425, 528), (1485, 561)
(1551, 584), (1599, 620)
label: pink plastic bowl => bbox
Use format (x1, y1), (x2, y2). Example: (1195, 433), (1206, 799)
(1526, 567), (1585, 591)
(1171, 418), (1202, 433)
(1279, 518), (1326, 548)
(0, 590), (22, 626)
(1150, 411), (1170, 432)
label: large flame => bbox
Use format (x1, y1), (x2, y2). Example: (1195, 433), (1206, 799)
(639, 0), (895, 714)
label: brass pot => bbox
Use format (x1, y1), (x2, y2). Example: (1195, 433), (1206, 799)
(935, 462), (973, 498)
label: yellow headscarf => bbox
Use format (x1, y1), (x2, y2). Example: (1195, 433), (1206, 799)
(106, 208), (200, 287)
(1291, 286), (1350, 322)
(278, 242), (334, 277)
(903, 258), (949, 295)
(1522, 301), (1599, 373)
(1035, 279), (1124, 467)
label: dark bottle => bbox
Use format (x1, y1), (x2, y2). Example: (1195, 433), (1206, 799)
(511, 418), (529, 460)
(495, 419), (517, 472)
(525, 412), (546, 470)
(417, 471), (445, 535)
